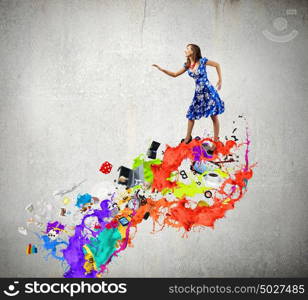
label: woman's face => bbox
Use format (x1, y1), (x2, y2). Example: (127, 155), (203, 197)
(184, 45), (193, 57)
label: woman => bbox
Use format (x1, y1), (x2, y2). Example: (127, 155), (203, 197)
(152, 43), (224, 151)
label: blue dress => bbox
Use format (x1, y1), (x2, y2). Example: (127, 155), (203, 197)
(183, 56), (225, 120)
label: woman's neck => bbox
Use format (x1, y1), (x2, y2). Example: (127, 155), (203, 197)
(189, 57), (197, 64)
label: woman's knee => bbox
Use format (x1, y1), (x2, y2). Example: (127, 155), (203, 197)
(211, 115), (219, 122)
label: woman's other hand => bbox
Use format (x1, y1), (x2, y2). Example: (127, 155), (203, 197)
(216, 80), (222, 90)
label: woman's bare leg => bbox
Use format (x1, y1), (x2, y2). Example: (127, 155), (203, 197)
(184, 119), (195, 143)
(210, 115), (220, 149)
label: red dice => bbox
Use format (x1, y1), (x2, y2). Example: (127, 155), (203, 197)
(99, 161), (113, 174)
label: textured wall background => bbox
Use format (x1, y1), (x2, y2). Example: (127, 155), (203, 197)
(0, 0), (307, 277)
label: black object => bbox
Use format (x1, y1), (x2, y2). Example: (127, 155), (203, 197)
(231, 135), (239, 142)
(135, 190), (147, 206)
(180, 135), (192, 144)
(143, 212), (150, 220)
(119, 217), (129, 226)
(147, 141), (161, 159)
(117, 165), (144, 188)
(117, 166), (131, 185)
(207, 149), (214, 155)
(204, 190), (212, 198)
(179, 170), (188, 179)
(207, 172), (219, 177)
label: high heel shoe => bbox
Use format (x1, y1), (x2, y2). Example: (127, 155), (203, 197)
(181, 135), (192, 144)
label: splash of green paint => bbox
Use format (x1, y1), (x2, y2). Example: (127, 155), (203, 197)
(132, 154), (162, 183)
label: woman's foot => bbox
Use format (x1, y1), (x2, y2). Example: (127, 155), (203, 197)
(181, 135), (192, 144)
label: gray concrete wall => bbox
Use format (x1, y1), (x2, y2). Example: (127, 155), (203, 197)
(0, 0), (307, 277)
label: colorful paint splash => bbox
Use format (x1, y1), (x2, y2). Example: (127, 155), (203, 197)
(21, 116), (256, 277)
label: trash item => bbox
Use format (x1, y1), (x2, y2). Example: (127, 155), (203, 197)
(26, 244), (38, 254)
(197, 201), (209, 207)
(204, 190), (213, 198)
(117, 165), (145, 188)
(191, 161), (219, 174)
(60, 208), (67, 216)
(143, 212), (150, 220)
(146, 141), (161, 159)
(204, 172), (221, 181)
(203, 172), (223, 188)
(18, 226), (27, 235)
(118, 217), (129, 226)
(92, 197), (100, 204)
(25, 204), (34, 213)
(80, 203), (93, 214)
(107, 201), (119, 218)
(110, 205), (119, 218)
(46, 221), (65, 234)
(117, 166), (131, 186)
(127, 197), (140, 210)
(62, 197), (71, 205)
(76, 193), (92, 208)
(132, 165), (145, 187)
(47, 229), (59, 240)
(99, 161), (113, 174)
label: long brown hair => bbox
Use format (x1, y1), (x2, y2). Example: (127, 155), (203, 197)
(184, 43), (202, 69)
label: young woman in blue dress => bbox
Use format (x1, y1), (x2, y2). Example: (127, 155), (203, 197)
(152, 44), (224, 151)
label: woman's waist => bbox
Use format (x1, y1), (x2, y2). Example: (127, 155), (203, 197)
(195, 78), (211, 85)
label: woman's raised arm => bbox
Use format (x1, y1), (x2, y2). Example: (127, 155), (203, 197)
(152, 64), (186, 77)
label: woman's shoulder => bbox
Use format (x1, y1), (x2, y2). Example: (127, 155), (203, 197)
(200, 56), (208, 64)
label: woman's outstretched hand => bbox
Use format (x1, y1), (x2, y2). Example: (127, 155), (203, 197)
(216, 80), (222, 90)
(152, 64), (162, 71)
